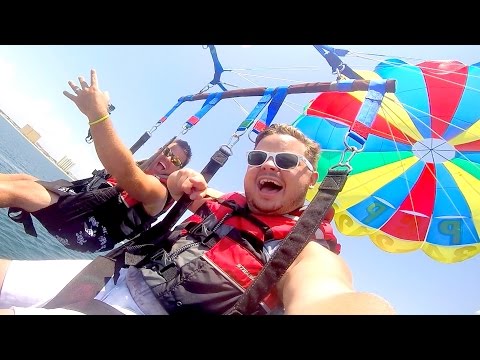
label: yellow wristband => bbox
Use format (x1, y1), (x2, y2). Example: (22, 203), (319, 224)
(89, 114), (110, 126)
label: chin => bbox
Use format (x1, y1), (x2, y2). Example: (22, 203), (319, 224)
(252, 201), (282, 215)
(155, 168), (168, 175)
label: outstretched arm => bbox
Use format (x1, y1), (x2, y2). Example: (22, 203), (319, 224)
(278, 241), (396, 315)
(63, 69), (167, 216)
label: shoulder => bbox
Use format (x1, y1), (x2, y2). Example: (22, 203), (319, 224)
(198, 192), (245, 215)
(218, 191), (245, 202)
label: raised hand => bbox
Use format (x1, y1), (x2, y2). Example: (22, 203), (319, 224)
(63, 69), (110, 122)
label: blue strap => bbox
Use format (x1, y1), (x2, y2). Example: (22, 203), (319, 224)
(263, 86), (289, 127)
(236, 88), (276, 132)
(207, 45), (226, 85)
(159, 96), (190, 124)
(250, 86), (289, 137)
(184, 92), (223, 130)
(346, 80), (387, 146)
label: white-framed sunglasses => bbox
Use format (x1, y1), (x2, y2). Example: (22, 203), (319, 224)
(246, 150), (314, 172)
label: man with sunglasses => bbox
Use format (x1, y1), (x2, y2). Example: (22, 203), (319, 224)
(0, 69), (192, 254)
(0, 71), (395, 315)
(164, 123), (396, 314)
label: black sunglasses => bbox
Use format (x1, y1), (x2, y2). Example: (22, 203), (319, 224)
(162, 147), (183, 167)
(246, 150), (314, 172)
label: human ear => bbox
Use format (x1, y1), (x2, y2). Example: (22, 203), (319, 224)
(309, 171), (318, 187)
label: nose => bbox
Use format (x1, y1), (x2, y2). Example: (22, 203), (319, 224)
(261, 155), (277, 170)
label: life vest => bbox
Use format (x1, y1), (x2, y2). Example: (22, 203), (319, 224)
(105, 174), (173, 210)
(50, 171), (174, 211)
(8, 174), (174, 253)
(129, 192), (338, 315)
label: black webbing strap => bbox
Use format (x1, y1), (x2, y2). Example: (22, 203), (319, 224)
(8, 207), (38, 237)
(227, 169), (349, 315)
(43, 255), (117, 310)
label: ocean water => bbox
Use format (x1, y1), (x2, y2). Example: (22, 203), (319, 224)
(0, 115), (96, 260)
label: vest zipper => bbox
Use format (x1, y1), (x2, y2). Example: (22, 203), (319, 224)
(167, 212), (232, 262)
(167, 240), (201, 261)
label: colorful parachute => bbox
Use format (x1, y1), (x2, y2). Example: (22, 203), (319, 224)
(293, 59), (480, 263)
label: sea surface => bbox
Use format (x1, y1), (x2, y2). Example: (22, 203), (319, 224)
(0, 114), (96, 260)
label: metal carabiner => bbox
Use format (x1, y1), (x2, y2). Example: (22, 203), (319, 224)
(227, 133), (241, 149)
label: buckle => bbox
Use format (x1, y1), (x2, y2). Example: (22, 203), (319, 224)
(149, 249), (176, 274)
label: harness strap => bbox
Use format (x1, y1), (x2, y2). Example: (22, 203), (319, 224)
(8, 207), (38, 237)
(227, 169), (349, 315)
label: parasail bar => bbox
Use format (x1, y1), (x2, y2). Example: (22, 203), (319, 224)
(183, 79), (396, 101)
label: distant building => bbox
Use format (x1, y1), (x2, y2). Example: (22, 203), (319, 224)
(1, 112), (76, 179)
(21, 124), (41, 143)
(57, 156), (75, 172)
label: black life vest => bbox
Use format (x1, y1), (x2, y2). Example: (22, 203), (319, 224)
(8, 174), (173, 253)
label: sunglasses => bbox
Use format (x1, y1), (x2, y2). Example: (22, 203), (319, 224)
(162, 147), (183, 167)
(246, 150), (314, 172)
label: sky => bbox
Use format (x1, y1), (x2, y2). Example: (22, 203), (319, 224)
(0, 44), (479, 315)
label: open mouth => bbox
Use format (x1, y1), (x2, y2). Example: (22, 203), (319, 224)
(156, 161), (167, 171)
(258, 178), (283, 194)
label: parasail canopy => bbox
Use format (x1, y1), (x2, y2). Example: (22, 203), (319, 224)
(293, 58), (480, 263)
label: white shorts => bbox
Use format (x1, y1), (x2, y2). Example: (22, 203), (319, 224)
(0, 259), (144, 315)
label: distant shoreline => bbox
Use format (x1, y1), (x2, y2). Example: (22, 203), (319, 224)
(0, 110), (75, 180)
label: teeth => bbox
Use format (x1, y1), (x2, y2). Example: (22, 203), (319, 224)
(259, 179), (280, 186)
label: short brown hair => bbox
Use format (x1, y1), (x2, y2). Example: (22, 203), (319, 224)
(254, 123), (320, 170)
(174, 138), (192, 167)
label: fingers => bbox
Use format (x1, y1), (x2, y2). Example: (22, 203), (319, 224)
(63, 90), (76, 101)
(66, 69), (100, 97)
(68, 81), (81, 94)
(189, 175), (207, 190)
(90, 69), (98, 88)
(188, 189), (208, 201)
(78, 76), (89, 90)
(77, 69), (97, 89)
(183, 175), (207, 200)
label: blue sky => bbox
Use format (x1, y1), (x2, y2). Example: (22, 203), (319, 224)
(0, 45), (479, 315)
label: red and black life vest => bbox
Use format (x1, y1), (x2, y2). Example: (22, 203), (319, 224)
(133, 192), (338, 315)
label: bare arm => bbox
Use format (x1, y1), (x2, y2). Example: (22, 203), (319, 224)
(63, 69), (167, 216)
(278, 241), (396, 315)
